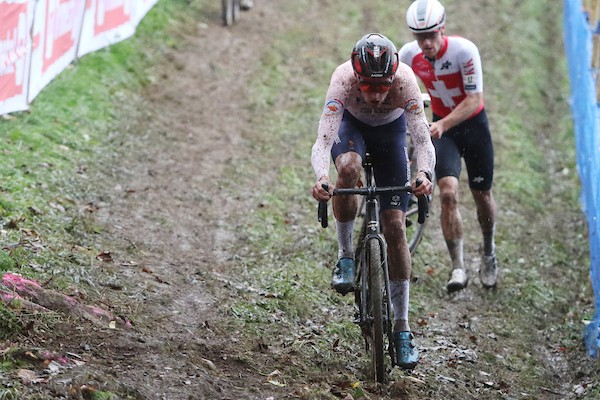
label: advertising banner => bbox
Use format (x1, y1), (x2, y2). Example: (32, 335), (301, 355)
(0, 0), (157, 115)
(77, 0), (136, 57)
(133, 0), (159, 25)
(0, 0), (34, 115)
(28, 0), (85, 102)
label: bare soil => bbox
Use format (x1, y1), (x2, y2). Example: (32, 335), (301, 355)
(10, 1), (599, 400)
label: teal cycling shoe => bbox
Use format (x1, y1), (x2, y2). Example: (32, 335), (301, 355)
(394, 331), (420, 369)
(331, 258), (355, 294)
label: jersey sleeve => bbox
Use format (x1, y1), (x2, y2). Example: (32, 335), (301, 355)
(398, 64), (436, 176)
(311, 65), (351, 179)
(459, 39), (484, 94)
(398, 41), (419, 67)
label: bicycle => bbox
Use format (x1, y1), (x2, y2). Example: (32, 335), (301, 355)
(317, 154), (429, 383)
(222, 0), (240, 26)
(222, 0), (254, 26)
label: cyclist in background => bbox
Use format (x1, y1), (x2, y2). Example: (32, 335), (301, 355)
(311, 33), (435, 369)
(399, 0), (499, 293)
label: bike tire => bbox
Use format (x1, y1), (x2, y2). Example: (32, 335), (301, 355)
(406, 133), (434, 255)
(366, 237), (386, 383)
(233, 0), (241, 22)
(222, 0), (234, 26)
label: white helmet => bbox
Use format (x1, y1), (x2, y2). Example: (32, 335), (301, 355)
(406, 0), (446, 33)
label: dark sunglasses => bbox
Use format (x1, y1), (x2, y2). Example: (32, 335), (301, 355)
(414, 31), (441, 41)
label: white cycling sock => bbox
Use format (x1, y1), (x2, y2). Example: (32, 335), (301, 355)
(390, 280), (410, 332)
(336, 220), (355, 259)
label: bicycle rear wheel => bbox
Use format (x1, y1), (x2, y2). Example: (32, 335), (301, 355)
(222, 0), (240, 26)
(406, 135), (434, 255)
(366, 237), (386, 383)
(406, 194), (428, 255)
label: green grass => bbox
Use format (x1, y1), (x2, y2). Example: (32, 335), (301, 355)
(0, 0), (213, 337)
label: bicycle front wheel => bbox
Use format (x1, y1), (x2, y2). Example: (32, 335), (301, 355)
(366, 237), (386, 383)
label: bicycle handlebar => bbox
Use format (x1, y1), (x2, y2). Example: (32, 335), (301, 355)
(318, 181), (429, 228)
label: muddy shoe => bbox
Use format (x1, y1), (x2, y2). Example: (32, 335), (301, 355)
(447, 268), (468, 293)
(331, 258), (355, 294)
(480, 254), (499, 288)
(394, 331), (419, 369)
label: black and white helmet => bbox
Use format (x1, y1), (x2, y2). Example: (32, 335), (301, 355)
(406, 0), (446, 33)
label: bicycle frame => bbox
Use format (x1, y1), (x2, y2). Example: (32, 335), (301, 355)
(355, 158), (397, 375)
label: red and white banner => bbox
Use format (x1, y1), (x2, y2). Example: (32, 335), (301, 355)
(0, 0), (158, 115)
(28, 0), (85, 102)
(0, 0), (34, 115)
(77, 0), (136, 57)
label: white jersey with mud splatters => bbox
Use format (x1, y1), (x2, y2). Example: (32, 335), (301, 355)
(399, 35), (484, 118)
(311, 60), (432, 180)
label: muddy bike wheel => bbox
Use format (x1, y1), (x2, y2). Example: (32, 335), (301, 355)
(366, 237), (386, 383)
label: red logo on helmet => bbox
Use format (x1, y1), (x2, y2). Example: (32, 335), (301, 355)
(352, 52), (362, 74)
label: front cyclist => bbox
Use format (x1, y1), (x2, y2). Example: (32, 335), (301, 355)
(399, 0), (499, 293)
(311, 33), (435, 369)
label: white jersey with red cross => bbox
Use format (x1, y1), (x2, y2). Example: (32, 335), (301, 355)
(399, 35), (484, 118)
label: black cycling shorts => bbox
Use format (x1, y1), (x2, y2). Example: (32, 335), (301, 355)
(331, 110), (410, 211)
(432, 108), (494, 191)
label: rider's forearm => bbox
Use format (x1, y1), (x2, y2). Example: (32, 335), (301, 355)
(312, 114), (341, 180)
(406, 115), (436, 177)
(414, 143), (436, 180)
(439, 92), (482, 131)
(311, 142), (331, 180)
